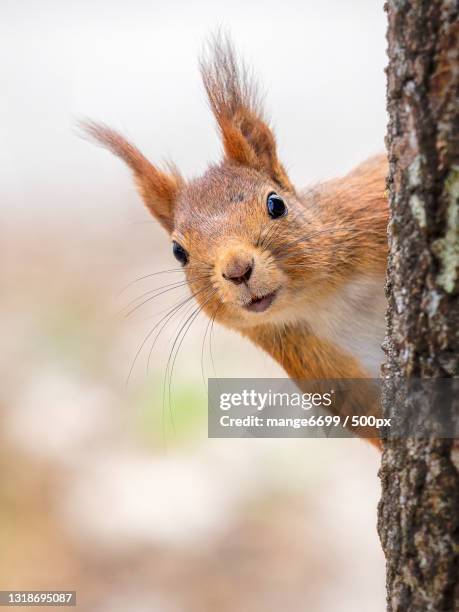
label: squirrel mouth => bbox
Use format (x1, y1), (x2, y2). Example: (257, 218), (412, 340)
(244, 290), (278, 313)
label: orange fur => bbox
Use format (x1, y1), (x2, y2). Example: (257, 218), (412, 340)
(83, 35), (388, 446)
(82, 121), (183, 232)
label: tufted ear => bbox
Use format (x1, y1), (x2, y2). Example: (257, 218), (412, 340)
(200, 35), (294, 192)
(82, 122), (182, 233)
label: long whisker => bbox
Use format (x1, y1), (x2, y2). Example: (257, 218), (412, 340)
(198, 301), (223, 406)
(181, 254), (214, 271)
(162, 289), (217, 436)
(259, 221), (282, 253)
(207, 302), (223, 408)
(145, 295), (198, 374)
(117, 268), (184, 295)
(146, 291), (203, 374)
(123, 274), (213, 318)
(124, 273), (211, 307)
(273, 224), (382, 259)
(164, 289), (217, 403)
(126, 284), (212, 385)
(125, 279), (188, 307)
(274, 226), (345, 255)
(126, 298), (191, 386)
(123, 282), (190, 319)
(209, 304), (221, 380)
(120, 259), (213, 297)
(200, 303), (219, 390)
(162, 304), (202, 439)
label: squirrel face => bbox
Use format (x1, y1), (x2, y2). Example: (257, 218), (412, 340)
(83, 34), (387, 339)
(171, 163), (308, 329)
(83, 36), (330, 331)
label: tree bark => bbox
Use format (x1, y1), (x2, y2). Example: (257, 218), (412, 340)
(378, 1), (459, 611)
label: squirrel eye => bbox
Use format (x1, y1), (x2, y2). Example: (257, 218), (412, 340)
(267, 192), (287, 219)
(172, 241), (189, 266)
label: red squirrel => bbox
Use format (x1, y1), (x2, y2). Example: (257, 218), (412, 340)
(84, 36), (388, 443)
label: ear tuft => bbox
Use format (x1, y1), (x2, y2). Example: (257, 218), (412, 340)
(80, 120), (182, 232)
(200, 34), (294, 192)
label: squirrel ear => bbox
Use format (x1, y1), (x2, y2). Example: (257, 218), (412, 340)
(200, 35), (294, 193)
(81, 122), (182, 232)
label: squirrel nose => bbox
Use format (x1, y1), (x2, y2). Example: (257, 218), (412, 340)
(222, 257), (254, 285)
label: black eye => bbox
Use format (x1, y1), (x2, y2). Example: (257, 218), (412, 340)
(172, 241), (188, 266)
(267, 192), (287, 219)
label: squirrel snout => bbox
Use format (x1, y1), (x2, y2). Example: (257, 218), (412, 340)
(221, 255), (254, 285)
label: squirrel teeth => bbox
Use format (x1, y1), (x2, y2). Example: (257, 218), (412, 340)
(244, 290), (277, 313)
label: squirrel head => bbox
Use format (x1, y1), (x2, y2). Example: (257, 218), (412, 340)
(83, 36), (339, 331)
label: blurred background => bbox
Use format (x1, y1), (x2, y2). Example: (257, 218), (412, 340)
(2, 1), (386, 610)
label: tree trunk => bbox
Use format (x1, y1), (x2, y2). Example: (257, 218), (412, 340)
(378, 1), (459, 611)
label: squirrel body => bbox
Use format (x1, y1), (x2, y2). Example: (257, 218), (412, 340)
(85, 36), (388, 440)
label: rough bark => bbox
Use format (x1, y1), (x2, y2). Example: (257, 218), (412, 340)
(378, 1), (459, 611)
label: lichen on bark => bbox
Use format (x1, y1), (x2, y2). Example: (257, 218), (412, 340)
(379, 1), (459, 611)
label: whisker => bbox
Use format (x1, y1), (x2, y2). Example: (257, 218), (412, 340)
(124, 273), (211, 306)
(123, 282), (190, 319)
(146, 285), (211, 375)
(162, 289), (217, 436)
(126, 284), (213, 385)
(117, 268), (184, 295)
(273, 224), (383, 259)
(207, 303), (224, 404)
(162, 303), (202, 439)
(259, 222), (282, 252)
(164, 289), (217, 399)
(120, 259), (213, 296)
(271, 226), (351, 260)
(200, 300), (222, 390)
(201, 312), (214, 390)
(209, 304), (221, 380)
(146, 294), (200, 375)
(126, 298), (190, 386)
(123, 274), (213, 318)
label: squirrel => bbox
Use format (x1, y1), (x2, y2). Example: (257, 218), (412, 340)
(84, 36), (388, 445)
